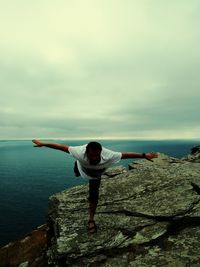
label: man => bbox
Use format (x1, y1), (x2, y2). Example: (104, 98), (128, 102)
(32, 139), (158, 233)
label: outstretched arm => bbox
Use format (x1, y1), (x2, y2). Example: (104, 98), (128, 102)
(121, 152), (158, 161)
(32, 139), (69, 153)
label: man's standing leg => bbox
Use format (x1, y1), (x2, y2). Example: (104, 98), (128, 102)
(88, 178), (101, 233)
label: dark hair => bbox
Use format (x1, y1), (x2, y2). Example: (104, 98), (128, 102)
(86, 142), (102, 152)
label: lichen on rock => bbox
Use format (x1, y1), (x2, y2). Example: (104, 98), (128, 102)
(47, 151), (200, 266)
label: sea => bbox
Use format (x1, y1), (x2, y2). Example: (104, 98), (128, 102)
(0, 139), (199, 247)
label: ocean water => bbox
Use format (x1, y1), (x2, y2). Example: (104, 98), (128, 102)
(0, 139), (199, 246)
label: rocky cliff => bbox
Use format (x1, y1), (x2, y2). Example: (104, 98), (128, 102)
(0, 224), (48, 267)
(47, 146), (200, 267)
(1, 146), (200, 267)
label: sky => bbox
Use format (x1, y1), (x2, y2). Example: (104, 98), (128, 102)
(1, 0), (200, 140)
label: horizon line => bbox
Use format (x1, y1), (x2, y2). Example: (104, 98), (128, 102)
(0, 136), (200, 142)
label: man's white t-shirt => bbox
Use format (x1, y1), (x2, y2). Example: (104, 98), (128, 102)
(68, 144), (122, 180)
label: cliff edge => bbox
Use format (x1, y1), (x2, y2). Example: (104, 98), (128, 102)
(47, 146), (200, 266)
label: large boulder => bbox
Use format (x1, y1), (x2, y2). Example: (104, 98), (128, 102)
(182, 145), (200, 162)
(47, 153), (200, 266)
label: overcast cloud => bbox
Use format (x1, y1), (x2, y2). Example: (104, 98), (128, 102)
(1, 0), (200, 140)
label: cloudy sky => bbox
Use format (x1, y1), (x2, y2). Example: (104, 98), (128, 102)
(1, 0), (200, 140)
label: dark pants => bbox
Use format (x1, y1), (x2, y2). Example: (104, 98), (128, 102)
(88, 178), (101, 205)
(74, 161), (101, 204)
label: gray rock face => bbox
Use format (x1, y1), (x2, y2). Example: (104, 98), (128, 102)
(182, 145), (200, 162)
(47, 153), (200, 267)
(102, 165), (127, 178)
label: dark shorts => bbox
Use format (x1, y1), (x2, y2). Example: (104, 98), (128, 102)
(88, 178), (101, 204)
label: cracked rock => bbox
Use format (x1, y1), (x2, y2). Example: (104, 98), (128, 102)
(47, 153), (200, 267)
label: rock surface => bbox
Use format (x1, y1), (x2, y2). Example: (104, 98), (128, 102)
(47, 151), (200, 266)
(182, 145), (200, 162)
(0, 224), (48, 267)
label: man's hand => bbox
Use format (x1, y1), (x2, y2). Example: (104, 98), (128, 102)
(32, 139), (43, 147)
(144, 152), (158, 162)
(32, 139), (69, 152)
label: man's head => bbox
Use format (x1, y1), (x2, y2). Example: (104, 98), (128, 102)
(86, 142), (102, 165)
